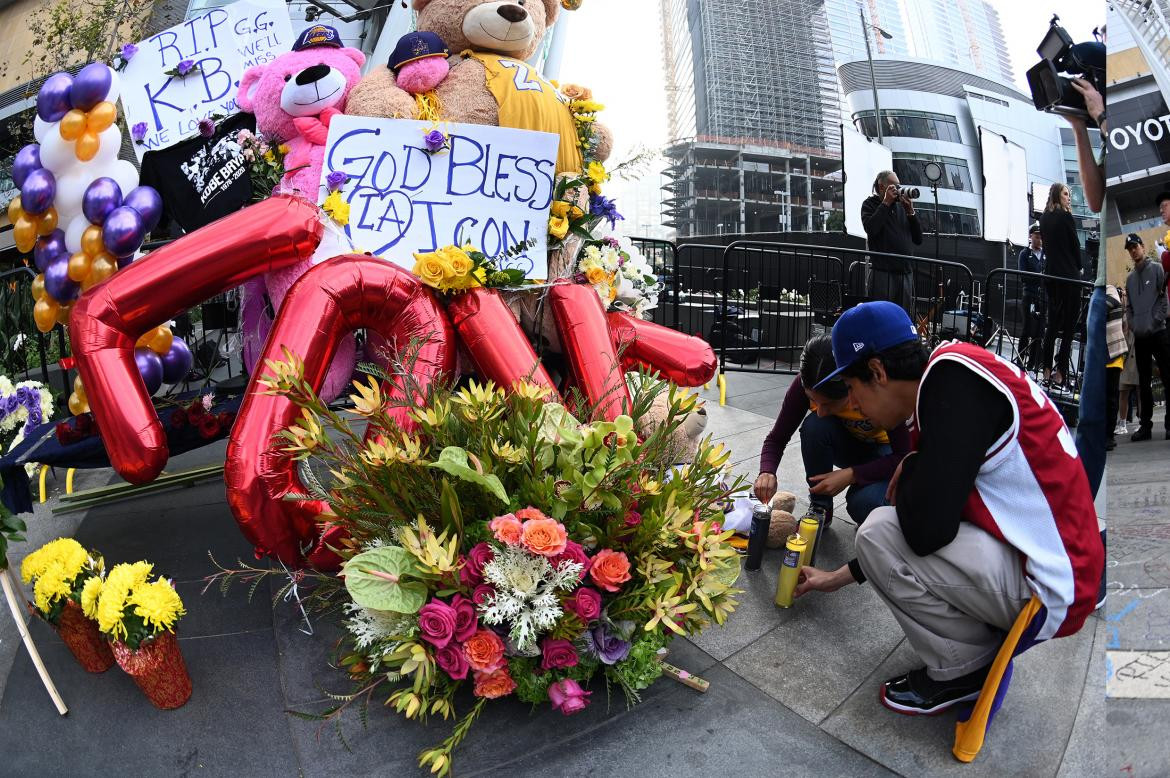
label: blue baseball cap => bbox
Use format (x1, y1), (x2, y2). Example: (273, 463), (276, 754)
(816, 301), (918, 388)
(389, 31), (448, 71)
(293, 24), (342, 51)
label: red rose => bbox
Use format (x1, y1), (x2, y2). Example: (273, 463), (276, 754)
(186, 401), (206, 422)
(217, 411), (235, 431)
(540, 637), (579, 671)
(550, 540), (590, 581)
(565, 587), (602, 623)
(170, 407), (188, 429)
(74, 413), (93, 434)
(460, 542), (493, 587)
(450, 594), (478, 642)
(471, 585), (495, 606)
(197, 414), (220, 440)
(54, 422), (75, 445)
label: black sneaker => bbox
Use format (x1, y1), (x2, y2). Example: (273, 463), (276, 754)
(880, 666), (988, 716)
(1132, 427), (1153, 442)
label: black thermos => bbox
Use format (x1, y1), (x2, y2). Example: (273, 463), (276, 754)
(745, 503), (771, 571)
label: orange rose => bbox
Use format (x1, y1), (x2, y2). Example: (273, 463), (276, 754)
(521, 517), (568, 557)
(561, 83), (592, 101)
(515, 507), (548, 522)
(473, 667), (516, 699)
(589, 548), (632, 592)
(489, 513), (523, 545)
(464, 628), (506, 672)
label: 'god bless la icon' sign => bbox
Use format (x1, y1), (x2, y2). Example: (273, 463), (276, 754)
(319, 116), (560, 279)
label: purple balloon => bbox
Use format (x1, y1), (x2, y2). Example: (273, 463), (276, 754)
(33, 230), (67, 273)
(83, 177), (123, 225)
(20, 168), (55, 215)
(12, 144), (41, 189)
(37, 73), (74, 122)
(160, 338), (193, 384)
(135, 348), (164, 396)
(116, 254), (135, 269)
(122, 186), (163, 233)
(102, 206), (145, 256)
(70, 63), (111, 112)
(43, 255), (79, 303)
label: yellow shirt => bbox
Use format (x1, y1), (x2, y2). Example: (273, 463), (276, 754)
(466, 52), (583, 175)
(809, 402), (890, 445)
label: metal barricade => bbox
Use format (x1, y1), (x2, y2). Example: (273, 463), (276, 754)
(0, 266), (71, 402)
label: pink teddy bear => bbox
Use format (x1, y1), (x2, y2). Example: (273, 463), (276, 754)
(235, 25), (365, 402)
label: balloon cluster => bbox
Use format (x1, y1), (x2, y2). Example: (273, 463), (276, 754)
(12, 63), (164, 334)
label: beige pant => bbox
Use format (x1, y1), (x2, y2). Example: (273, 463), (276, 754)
(855, 506), (1033, 681)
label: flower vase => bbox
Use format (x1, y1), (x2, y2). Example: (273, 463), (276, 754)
(111, 630), (192, 709)
(54, 599), (115, 673)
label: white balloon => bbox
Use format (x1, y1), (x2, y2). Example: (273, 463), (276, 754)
(33, 115), (50, 143)
(38, 129), (76, 175)
(54, 169), (90, 221)
(107, 159), (139, 198)
(105, 68), (121, 105)
(93, 125), (121, 165)
(64, 213), (90, 254)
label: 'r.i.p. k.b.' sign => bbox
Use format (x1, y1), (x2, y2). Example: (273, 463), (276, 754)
(320, 117), (559, 279)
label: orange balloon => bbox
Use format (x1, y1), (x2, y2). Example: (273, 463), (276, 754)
(7, 196), (22, 224)
(68, 392), (88, 416)
(149, 327), (174, 355)
(73, 374), (86, 398)
(81, 225), (104, 256)
(33, 297), (58, 333)
(14, 217), (36, 253)
(76, 132), (99, 162)
(90, 254), (116, 283)
(86, 101), (117, 132)
(31, 274), (44, 301)
(60, 109), (86, 141)
(36, 208), (58, 235)
(67, 252), (92, 282)
(135, 328), (156, 348)
(56, 301), (73, 325)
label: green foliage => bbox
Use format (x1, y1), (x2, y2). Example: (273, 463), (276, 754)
(608, 631), (667, 694)
(3, 0), (153, 84)
(341, 547), (428, 614)
(428, 447), (509, 506)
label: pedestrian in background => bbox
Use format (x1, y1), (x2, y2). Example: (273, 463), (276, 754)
(1123, 233), (1170, 441)
(861, 170), (922, 315)
(1039, 183), (1084, 388)
(1017, 224), (1046, 372)
(1106, 284), (1126, 451)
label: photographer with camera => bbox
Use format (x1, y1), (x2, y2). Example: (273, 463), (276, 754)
(861, 171), (923, 314)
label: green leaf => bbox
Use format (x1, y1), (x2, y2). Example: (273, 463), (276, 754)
(342, 547), (428, 613)
(428, 447), (508, 505)
(440, 479), (464, 541)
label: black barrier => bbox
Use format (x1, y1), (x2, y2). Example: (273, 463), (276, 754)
(628, 237), (679, 330)
(0, 267), (70, 402)
(983, 268), (1092, 397)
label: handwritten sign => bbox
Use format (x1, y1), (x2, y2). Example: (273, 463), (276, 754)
(120, 0), (293, 160)
(320, 117), (559, 278)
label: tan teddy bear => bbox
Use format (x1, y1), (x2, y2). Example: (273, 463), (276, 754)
(636, 392), (709, 468)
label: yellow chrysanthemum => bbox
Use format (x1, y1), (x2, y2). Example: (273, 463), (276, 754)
(129, 579), (186, 634)
(586, 161), (608, 185)
(322, 190), (350, 226)
(21, 538), (87, 585)
(80, 576), (103, 619)
(96, 562), (154, 638)
(32, 562), (73, 613)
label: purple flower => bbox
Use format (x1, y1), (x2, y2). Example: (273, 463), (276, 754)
(423, 129), (447, 152)
(602, 236), (621, 249)
(589, 195), (624, 228)
(586, 623), (630, 665)
(15, 388), (30, 404)
(177, 59), (195, 76)
(121, 43), (138, 61)
(197, 118), (215, 138)
(131, 122), (147, 142)
(4, 396), (18, 414)
(326, 171), (348, 191)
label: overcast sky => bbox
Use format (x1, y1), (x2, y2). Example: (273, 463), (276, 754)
(556, 0), (1105, 191)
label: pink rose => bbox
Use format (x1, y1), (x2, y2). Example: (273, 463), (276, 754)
(540, 638), (579, 671)
(588, 549), (632, 593)
(547, 678), (591, 715)
(490, 513), (523, 545)
(551, 540), (590, 580)
(460, 542), (493, 587)
(418, 599), (457, 649)
(435, 643), (469, 680)
(450, 594), (478, 642)
(472, 584), (495, 606)
(624, 510), (642, 527)
(565, 587), (602, 623)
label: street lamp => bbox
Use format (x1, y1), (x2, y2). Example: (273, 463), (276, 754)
(773, 189), (790, 232)
(859, 5), (893, 144)
(924, 161), (943, 259)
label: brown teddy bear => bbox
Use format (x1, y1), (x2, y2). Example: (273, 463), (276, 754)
(636, 391), (709, 468)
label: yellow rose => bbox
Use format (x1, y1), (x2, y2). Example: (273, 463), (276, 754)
(439, 246), (474, 277)
(412, 251), (448, 289)
(549, 215), (569, 239)
(550, 200), (571, 218)
(585, 266), (608, 285)
(569, 204), (584, 219)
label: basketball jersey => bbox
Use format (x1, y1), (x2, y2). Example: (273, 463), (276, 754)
(808, 402), (890, 445)
(912, 341), (1102, 640)
(466, 52), (583, 175)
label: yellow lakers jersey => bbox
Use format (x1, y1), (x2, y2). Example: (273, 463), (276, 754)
(809, 402), (891, 445)
(466, 52), (583, 175)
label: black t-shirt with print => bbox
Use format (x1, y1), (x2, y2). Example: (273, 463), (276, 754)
(139, 112), (256, 236)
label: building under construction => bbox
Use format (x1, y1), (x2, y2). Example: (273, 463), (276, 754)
(660, 0), (844, 237)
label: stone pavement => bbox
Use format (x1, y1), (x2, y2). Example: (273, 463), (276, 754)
(0, 371), (1126, 776)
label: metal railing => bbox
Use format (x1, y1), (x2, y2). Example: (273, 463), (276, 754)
(0, 266), (70, 402)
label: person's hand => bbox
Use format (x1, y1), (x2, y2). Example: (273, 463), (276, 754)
(794, 564), (853, 598)
(1070, 78), (1104, 123)
(882, 183), (898, 206)
(753, 472), (777, 505)
(809, 467), (853, 497)
(899, 192), (915, 216)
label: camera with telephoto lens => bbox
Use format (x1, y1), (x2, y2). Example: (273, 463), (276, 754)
(1025, 16), (1105, 125)
(899, 186), (920, 200)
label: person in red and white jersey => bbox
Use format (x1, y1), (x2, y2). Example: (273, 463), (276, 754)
(794, 301), (1103, 715)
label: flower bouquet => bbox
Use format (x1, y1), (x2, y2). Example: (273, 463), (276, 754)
(89, 562), (191, 708)
(0, 376), (54, 454)
(236, 351), (744, 775)
(20, 538), (113, 672)
(573, 235), (659, 317)
(411, 240), (535, 294)
(235, 129), (296, 202)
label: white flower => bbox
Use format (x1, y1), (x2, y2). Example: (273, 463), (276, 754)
(479, 544), (583, 651)
(343, 602), (415, 649)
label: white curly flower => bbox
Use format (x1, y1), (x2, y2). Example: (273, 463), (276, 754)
(479, 545), (583, 651)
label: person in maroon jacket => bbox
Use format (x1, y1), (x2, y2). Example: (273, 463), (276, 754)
(753, 334), (911, 525)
